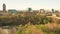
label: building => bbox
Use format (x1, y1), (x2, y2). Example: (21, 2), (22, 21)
(3, 3), (6, 12)
(0, 10), (4, 16)
(8, 9), (17, 13)
(0, 3), (7, 16)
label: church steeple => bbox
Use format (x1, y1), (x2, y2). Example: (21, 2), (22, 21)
(3, 3), (6, 12)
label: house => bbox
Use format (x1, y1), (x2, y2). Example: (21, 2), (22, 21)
(8, 9), (17, 13)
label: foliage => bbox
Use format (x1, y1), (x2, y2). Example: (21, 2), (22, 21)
(14, 23), (60, 34)
(28, 8), (32, 12)
(14, 24), (45, 34)
(0, 13), (52, 26)
(52, 9), (54, 13)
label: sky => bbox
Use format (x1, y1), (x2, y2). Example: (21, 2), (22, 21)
(0, 0), (60, 10)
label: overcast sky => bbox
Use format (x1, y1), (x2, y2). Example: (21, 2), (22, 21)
(0, 0), (60, 10)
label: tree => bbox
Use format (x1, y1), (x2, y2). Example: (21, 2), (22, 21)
(28, 8), (32, 12)
(52, 9), (54, 13)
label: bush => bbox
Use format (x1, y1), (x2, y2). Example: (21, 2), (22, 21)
(14, 24), (45, 34)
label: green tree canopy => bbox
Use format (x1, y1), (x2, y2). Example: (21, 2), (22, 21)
(28, 8), (32, 12)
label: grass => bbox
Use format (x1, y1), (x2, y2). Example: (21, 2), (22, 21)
(14, 23), (60, 34)
(14, 24), (45, 34)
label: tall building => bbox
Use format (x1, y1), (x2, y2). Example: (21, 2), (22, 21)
(3, 3), (6, 12)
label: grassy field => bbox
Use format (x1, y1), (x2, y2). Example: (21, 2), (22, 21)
(0, 12), (59, 34)
(14, 23), (60, 34)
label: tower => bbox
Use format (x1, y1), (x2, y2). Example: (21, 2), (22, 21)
(3, 3), (6, 12)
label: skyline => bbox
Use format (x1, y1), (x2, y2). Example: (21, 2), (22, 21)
(0, 0), (60, 10)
